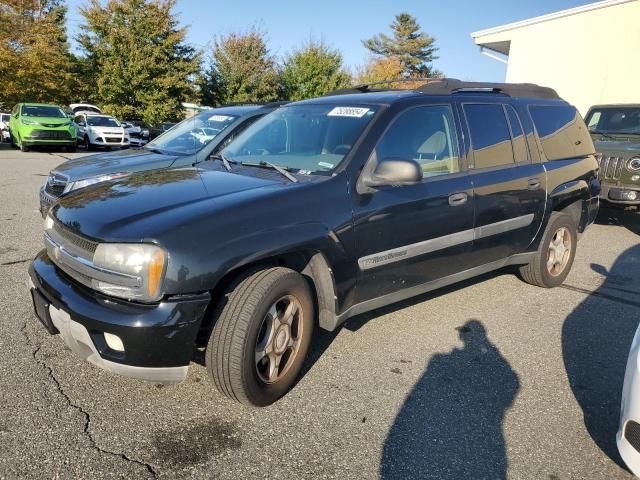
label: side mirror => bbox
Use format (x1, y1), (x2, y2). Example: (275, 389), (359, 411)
(364, 158), (423, 188)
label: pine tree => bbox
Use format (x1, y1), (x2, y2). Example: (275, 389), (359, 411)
(0, 0), (76, 109)
(78, 0), (200, 125)
(211, 30), (279, 105)
(280, 40), (352, 101)
(362, 13), (439, 78)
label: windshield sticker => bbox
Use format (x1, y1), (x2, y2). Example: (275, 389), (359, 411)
(328, 107), (370, 118)
(208, 115), (233, 122)
(318, 161), (335, 169)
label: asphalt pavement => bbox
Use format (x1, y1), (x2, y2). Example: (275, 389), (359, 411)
(0, 143), (639, 479)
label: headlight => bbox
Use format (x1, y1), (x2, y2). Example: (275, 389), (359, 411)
(628, 157), (640, 171)
(92, 243), (167, 302)
(21, 118), (38, 125)
(63, 172), (130, 193)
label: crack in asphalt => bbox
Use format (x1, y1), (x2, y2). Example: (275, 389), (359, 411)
(560, 283), (640, 308)
(1, 258), (31, 266)
(20, 321), (158, 478)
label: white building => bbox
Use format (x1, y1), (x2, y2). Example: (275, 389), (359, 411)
(471, 0), (640, 114)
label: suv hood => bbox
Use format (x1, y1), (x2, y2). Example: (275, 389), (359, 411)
(593, 137), (640, 154)
(53, 148), (180, 180)
(53, 167), (288, 240)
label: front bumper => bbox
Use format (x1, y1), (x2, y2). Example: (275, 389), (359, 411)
(618, 324), (640, 475)
(600, 184), (640, 205)
(28, 250), (211, 383)
(23, 139), (76, 147)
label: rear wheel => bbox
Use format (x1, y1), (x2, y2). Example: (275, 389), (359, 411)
(206, 267), (314, 406)
(518, 212), (577, 288)
(85, 135), (95, 151)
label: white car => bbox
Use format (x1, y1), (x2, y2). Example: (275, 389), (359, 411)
(74, 113), (129, 150)
(618, 324), (640, 476)
(121, 121), (149, 147)
(69, 103), (102, 115)
(0, 113), (10, 142)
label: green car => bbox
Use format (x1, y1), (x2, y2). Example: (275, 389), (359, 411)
(9, 103), (77, 152)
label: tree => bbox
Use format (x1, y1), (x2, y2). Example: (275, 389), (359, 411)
(0, 0), (76, 109)
(362, 13), (439, 78)
(355, 57), (404, 86)
(77, 0), (200, 125)
(211, 30), (279, 104)
(280, 40), (351, 101)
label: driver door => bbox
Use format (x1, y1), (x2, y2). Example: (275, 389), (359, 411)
(352, 104), (475, 304)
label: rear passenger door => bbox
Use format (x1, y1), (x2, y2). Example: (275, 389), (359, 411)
(460, 102), (546, 266)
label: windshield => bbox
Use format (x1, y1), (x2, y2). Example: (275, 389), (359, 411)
(222, 104), (378, 174)
(146, 111), (237, 155)
(22, 105), (66, 118)
(87, 116), (121, 127)
(586, 107), (640, 135)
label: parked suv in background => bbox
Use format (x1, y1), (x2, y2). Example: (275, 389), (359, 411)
(39, 104), (284, 215)
(74, 113), (129, 150)
(69, 103), (102, 115)
(585, 104), (640, 207)
(121, 120), (149, 147)
(9, 103), (77, 152)
(29, 79), (599, 407)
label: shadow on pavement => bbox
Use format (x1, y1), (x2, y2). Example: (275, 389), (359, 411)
(380, 319), (519, 479)
(597, 206), (640, 236)
(562, 244), (640, 468)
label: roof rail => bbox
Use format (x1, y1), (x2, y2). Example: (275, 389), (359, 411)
(325, 77), (559, 100)
(416, 78), (560, 99)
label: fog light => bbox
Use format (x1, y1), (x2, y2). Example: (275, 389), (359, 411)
(632, 175), (640, 182)
(624, 191), (638, 200)
(104, 332), (124, 352)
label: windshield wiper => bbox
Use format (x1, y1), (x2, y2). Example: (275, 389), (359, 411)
(241, 161), (298, 183)
(210, 152), (236, 171)
(592, 131), (618, 140)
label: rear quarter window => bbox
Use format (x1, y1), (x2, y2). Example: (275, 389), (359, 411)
(528, 105), (594, 160)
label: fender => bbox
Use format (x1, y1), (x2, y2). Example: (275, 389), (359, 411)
(186, 221), (348, 330)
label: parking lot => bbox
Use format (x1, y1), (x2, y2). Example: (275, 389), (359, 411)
(0, 144), (638, 479)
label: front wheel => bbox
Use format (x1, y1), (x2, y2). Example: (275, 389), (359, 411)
(20, 138), (29, 152)
(518, 212), (577, 288)
(206, 267), (314, 406)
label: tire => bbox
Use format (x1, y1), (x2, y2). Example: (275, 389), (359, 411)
(20, 138), (29, 152)
(206, 267), (315, 406)
(9, 132), (17, 149)
(85, 135), (94, 151)
(66, 145), (76, 153)
(518, 212), (577, 288)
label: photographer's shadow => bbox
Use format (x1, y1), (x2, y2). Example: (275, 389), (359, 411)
(380, 319), (519, 479)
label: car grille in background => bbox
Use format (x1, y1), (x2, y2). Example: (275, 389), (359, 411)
(625, 420), (640, 453)
(129, 131), (143, 138)
(597, 155), (625, 180)
(30, 130), (72, 140)
(44, 173), (68, 197)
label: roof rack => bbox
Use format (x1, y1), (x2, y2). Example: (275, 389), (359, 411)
(326, 77), (559, 100)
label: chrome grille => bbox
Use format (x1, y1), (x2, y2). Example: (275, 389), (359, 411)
(48, 221), (98, 259)
(598, 155), (625, 180)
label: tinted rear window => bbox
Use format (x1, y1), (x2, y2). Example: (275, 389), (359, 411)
(464, 104), (515, 169)
(529, 105), (594, 160)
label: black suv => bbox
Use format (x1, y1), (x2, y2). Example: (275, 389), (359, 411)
(39, 103), (284, 216)
(28, 79), (600, 406)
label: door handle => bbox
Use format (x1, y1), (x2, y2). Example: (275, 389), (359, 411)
(527, 178), (541, 190)
(448, 192), (468, 206)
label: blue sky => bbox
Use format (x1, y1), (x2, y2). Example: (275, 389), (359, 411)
(65, 0), (594, 82)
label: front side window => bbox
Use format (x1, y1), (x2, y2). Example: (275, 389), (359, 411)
(21, 105), (66, 118)
(223, 104), (378, 174)
(87, 116), (120, 127)
(146, 111), (237, 155)
(585, 106), (640, 135)
(464, 103), (514, 169)
(374, 105), (460, 177)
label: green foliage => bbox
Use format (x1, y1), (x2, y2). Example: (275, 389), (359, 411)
(0, 0), (76, 109)
(362, 13), (439, 78)
(280, 40), (352, 101)
(211, 30), (279, 105)
(77, 0), (200, 125)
